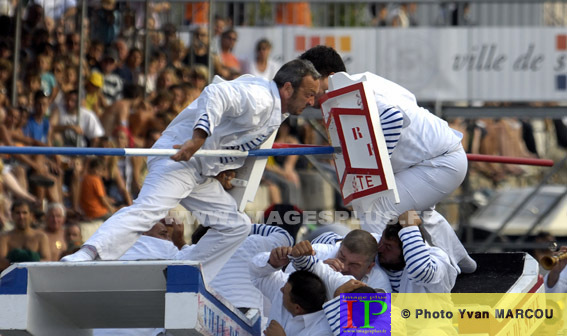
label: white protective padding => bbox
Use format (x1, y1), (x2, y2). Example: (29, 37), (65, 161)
(320, 72), (399, 208)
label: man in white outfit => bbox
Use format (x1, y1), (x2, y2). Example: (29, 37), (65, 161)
(300, 46), (476, 273)
(63, 59), (320, 282)
(290, 229), (392, 292)
(249, 246), (332, 336)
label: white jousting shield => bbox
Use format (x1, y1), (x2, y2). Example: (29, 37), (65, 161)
(320, 72), (399, 209)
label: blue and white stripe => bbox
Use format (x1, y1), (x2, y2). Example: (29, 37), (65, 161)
(311, 231), (343, 245)
(385, 269), (403, 293)
(380, 106), (403, 156)
(220, 133), (272, 164)
(194, 113), (212, 136)
(250, 224), (294, 247)
(323, 296), (341, 336)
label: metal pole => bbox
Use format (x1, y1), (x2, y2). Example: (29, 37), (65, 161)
(143, 0), (151, 98)
(11, 0), (22, 107)
(208, 0), (214, 82)
(76, 0), (88, 147)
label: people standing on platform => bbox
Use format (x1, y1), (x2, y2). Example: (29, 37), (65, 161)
(299, 45), (476, 273)
(62, 60), (320, 284)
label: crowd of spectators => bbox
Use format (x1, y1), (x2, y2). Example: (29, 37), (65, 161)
(0, 0), (565, 268)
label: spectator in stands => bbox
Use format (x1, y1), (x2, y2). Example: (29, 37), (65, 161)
(0, 200), (51, 271)
(98, 49), (123, 105)
(63, 222), (83, 256)
(84, 71), (107, 118)
(188, 65), (209, 93)
(91, 0), (120, 46)
(43, 203), (68, 261)
(242, 38), (281, 81)
(80, 158), (114, 221)
(51, 89), (105, 147)
(24, 90), (51, 145)
(370, 4), (389, 26)
(100, 136), (133, 209)
(389, 2), (419, 27)
(113, 38), (129, 66)
(86, 40), (104, 71)
(116, 47), (143, 85)
(185, 26), (223, 77)
(100, 83), (142, 141)
(218, 29), (241, 80)
(264, 120), (302, 206)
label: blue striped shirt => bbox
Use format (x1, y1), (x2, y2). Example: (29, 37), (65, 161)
(380, 106), (403, 156)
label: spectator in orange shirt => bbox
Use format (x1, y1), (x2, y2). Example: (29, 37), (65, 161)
(80, 158), (114, 220)
(219, 29), (241, 80)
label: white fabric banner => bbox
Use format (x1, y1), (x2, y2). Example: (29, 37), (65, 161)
(233, 27), (567, 102)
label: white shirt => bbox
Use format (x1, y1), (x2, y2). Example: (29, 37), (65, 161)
(58, 106), (105, 146)
(544, 267), (567, 293)
(350, 72), (463, 173)
(210, 224), (294, 310)
(160, 75), (284, 176)
(389, 227), (458, 294)
(242, 58), (281, 81)
(249, 252), (333, 336)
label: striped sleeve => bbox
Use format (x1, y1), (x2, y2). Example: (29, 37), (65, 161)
(399, 226), (437, 284)
(311, 231), (343, 245)
(194, 113), (211, 136)
(323, 296), (341, 336)
(290, 255), (318, 272)
(379, 107), (403, 156)
(250, 224), (294, 247)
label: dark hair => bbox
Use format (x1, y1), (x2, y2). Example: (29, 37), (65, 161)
(299, 45), (346, 77)
(288, 270), (327, 314)
(273, 59), (321, 89)
(88, 157), (105, 171)
(256, 38), (272, 52)
(349, 286), (378, 294)
(342, 229), (378, 262)
(221, 28), (237, 39)
(263, 204), (303, 241)
(382, 223), (403, 242)
(11, 200), (31, 213)
(123, 83), (143, 100)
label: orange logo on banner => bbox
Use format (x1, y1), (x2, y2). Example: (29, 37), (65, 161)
(295, 35), (351, 52)
(557, 34), (567, 50)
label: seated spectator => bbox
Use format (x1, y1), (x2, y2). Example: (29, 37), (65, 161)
(242, 38), (281, 81)
(84, 71), (107, 118)
(101, 83), (143, 138)
(51, 89), (105, 147)
(79, 158), (114, 220)
(100, 136), (133, 208)
(0, 200), (51, 271)
(62, 222), (83, 256)
(97, 49), (123, 105)
(42, 203), (68, 260)
(218, 29), (241, 80)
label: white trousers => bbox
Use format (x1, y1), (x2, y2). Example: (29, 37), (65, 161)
(356, 146), (469, 269)
(85, 142), (251, 281)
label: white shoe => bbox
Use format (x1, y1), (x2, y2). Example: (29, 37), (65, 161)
(458, 256), (477, 273)
(61, 248), (96, 262)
